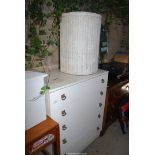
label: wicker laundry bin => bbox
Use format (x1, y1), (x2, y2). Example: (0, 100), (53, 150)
(60, 12), (102, 75)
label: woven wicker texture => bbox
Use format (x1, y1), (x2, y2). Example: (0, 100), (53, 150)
(60, 12), (101, 75)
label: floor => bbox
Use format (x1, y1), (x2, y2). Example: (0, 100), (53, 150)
(83, 120), (129, 155)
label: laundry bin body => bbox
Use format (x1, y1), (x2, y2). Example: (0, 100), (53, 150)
(60, 12), (102, 75)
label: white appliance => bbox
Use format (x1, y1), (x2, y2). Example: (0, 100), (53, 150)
(46, 69), (108, 155)
(25, 71), (48, 130)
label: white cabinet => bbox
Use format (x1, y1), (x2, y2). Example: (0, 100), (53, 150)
(46, 70), (108, 155)
(25, 71), (48, 130)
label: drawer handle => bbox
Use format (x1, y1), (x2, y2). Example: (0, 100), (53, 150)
(62, 124), (67, 130)
(99, 102), (102, 107)
(98, 114), (101, 118)
(61, 94), (66, 100)
(61, 110), (67, 116)
(100, 91), (103, 96)
(97, 126), (100, 131)
(62, 138), (67, 144)
(101, 79), (105, 83)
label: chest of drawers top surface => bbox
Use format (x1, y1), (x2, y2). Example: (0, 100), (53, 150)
(48, 69), (108, 92)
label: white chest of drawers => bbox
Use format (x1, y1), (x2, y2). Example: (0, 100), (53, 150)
(46, 69), (108, 155)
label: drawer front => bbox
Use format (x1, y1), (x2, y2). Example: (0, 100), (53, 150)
(48, 74), (108, 155)
(48, 90), (69, 126)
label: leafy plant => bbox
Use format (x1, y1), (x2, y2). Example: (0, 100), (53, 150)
(25, 0), (129, 70)
(40, 85), (50, 95)
(102, 0), (129, 26)
(25, 0), (54, 70)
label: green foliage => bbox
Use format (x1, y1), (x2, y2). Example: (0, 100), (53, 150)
(40, 85), (50, 95)
(39, 29), (46, 35)
(25, 0), (129, 70)
(26, 0), (54, 70)
(27, 0), (44, 24)
(102, 0), (129, 26)
(52, 0), (128, 25)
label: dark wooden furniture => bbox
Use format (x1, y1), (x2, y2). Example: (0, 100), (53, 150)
(100, 78), (129, 136)
(25, 116), (60, 155)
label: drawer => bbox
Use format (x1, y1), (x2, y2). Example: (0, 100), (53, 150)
(96, 74), (108, 87)
(50, 90), (68, 106)
(60, 120), (100, 155)
(96, 112), (104, 130)
(47, 73), (108, 155)
(48, 107), (69, 127)
(48, 89), (68, 111)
